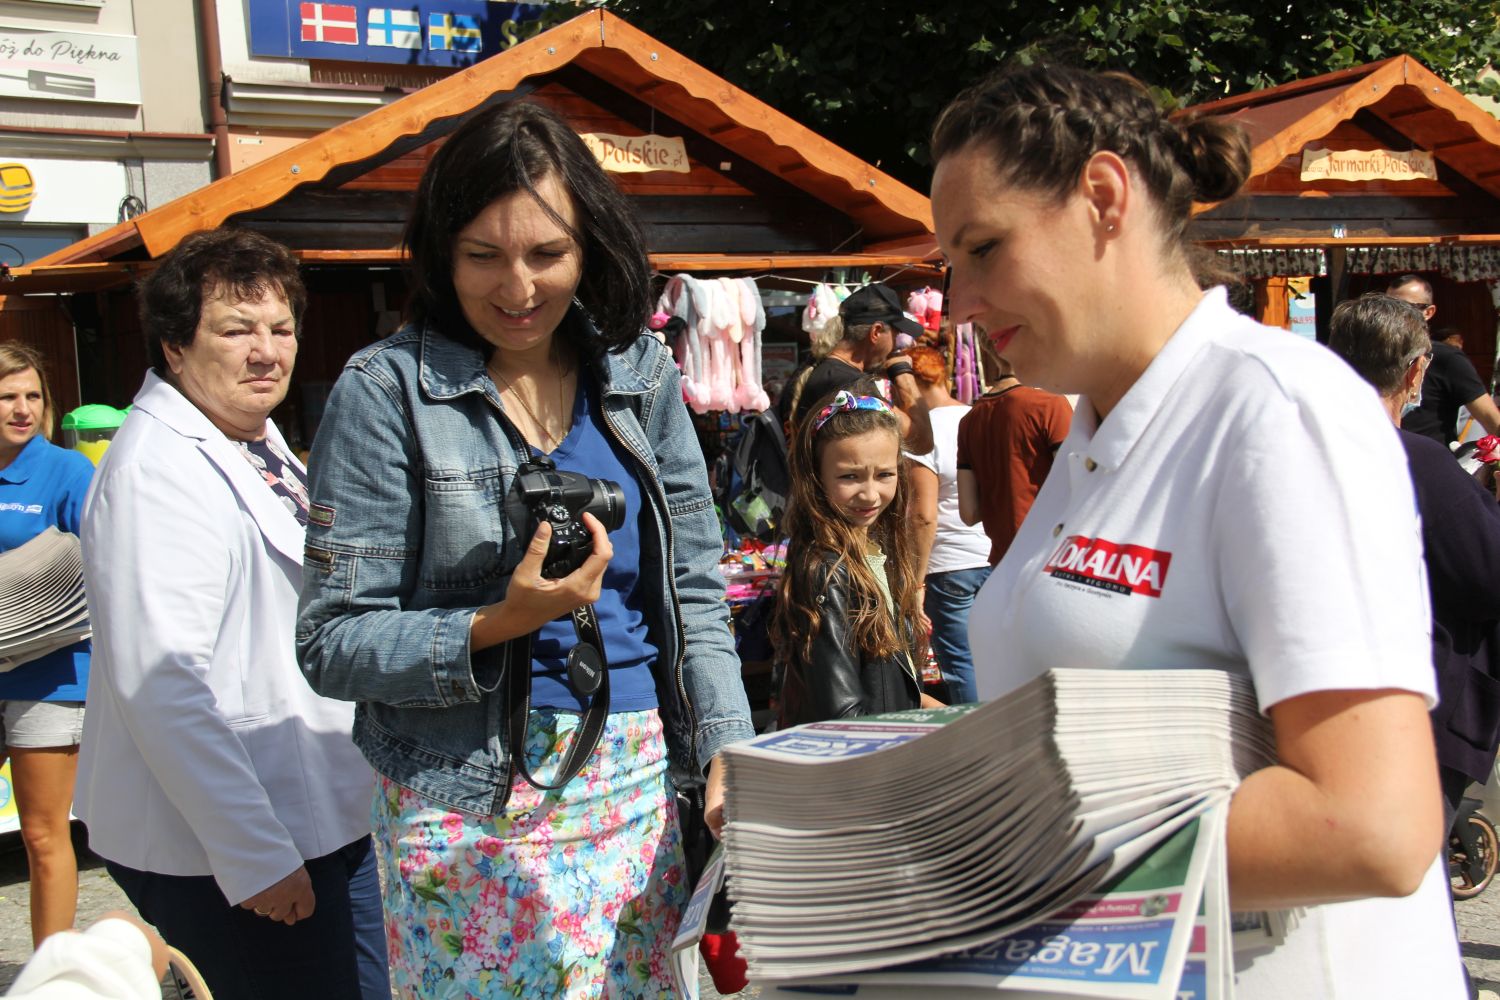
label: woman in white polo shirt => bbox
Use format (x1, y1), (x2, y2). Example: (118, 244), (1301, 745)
(931, 62), (1463, 998)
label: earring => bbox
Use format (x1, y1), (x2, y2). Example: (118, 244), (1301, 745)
(1105, 223), (1117, 234)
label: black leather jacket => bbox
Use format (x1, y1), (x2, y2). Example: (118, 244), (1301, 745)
(778, 553), (921, 727)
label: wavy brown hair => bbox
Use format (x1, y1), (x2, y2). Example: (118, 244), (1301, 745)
(772, 378), (928, 678)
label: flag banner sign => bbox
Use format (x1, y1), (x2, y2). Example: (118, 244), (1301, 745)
(249, 0), (544, 67)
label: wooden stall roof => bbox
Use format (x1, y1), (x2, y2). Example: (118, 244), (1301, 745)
(3, 9), (933, 294)
(1184, 56), (1500, 244)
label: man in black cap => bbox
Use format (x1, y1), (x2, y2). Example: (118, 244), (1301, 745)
(779, 283), (933, 452)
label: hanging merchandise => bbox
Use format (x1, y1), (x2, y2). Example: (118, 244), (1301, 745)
(906, 287), (944, 333)
(802, 283), (840, 340)
(656, 273), (771, 415)
(735, 277), (771, 412)
(658, 274), (711, 411)
(954, 322), (977, 404)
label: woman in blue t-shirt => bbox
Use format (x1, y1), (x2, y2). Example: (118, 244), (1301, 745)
(0, 342), (94, 947)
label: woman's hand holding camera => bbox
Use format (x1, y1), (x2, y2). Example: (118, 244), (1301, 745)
(471, 514), (615, 651)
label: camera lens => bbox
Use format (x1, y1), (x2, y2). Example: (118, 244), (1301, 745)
(585, 480), (627, 532)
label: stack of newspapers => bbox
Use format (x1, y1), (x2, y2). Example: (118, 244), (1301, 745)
(675, 669), (1284, 1000)
(0, 527), (90, 672)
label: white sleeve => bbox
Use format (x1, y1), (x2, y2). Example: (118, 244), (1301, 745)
(1215, 374), (1434, 713)
(82, 459), (302, 904)
(905, 448), (936, 473)
(5, 920), (161, 999)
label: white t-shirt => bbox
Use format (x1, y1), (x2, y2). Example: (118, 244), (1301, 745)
(970, 288), (1463, 999)
(907, 405), (992, 575)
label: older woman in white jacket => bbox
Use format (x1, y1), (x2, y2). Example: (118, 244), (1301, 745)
(76, 229), (383, 1000)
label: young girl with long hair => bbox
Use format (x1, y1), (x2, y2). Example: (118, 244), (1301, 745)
(772, 380), (936, 727)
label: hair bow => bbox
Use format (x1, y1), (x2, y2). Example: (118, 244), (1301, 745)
(812, 390), (893, 432)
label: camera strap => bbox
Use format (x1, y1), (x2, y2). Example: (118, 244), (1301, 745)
(505, 603), (612, 793)
(492, 408), (612, 795)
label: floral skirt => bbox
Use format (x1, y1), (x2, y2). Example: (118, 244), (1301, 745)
(372, 708), (687, 999)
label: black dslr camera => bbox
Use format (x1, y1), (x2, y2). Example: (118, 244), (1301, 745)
(504, 456), (626, 578)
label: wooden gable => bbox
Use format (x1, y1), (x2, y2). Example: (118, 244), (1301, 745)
(5, 9), (933, 293)
(1187, 56), (1500, 245)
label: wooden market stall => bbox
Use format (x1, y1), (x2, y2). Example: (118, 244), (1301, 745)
(1186, 55), (1500, 383)
(0, 8), (937, 429)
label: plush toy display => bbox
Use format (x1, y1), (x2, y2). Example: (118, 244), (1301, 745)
(655, 273), (770, 414)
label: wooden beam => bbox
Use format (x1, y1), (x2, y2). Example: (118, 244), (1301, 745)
(24, 219), (145, 269)
(1184, 59), (1401, 118)
(314, 81), (539, 191)
(1195, 234), (1500, 247)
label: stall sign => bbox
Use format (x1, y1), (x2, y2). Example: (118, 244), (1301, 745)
(0, 23), (140, 105)
(581, 133), (690, 174)
(249, 1), (545, 68)
(1300, 148), (1437, 183)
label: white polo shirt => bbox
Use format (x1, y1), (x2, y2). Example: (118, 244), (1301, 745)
(971, 288), (1463, 999)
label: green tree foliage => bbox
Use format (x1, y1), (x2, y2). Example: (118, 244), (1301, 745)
(534, 2), (1500, 189)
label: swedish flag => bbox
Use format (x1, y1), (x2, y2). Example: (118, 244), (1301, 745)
(428, 13), (482, 53)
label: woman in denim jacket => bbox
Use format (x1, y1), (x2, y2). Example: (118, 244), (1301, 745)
(296, 102), (754, 997)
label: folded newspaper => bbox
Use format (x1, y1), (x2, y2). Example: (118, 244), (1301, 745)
(0, 527), (90, 671)
(714, 668), (1281, 999)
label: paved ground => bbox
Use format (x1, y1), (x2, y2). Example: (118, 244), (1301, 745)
(0, 826), (1493, 997)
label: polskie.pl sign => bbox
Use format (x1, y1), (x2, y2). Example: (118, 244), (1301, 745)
(0, 24), (140, 105)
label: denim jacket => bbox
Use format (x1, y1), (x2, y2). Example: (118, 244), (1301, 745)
(295, 313), (754, 816)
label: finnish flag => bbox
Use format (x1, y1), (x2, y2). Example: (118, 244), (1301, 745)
(367, 8), (421, 49)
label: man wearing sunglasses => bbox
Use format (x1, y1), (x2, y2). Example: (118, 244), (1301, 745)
(1388, 274), (1500, 448)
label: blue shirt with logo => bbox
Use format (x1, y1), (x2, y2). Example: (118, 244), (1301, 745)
(0, 435), (94, 701)
(526, 373), (659, 713)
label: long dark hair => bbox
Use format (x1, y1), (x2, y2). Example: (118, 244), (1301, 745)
(403, 100), (652, 356)
(931, 61), (1250, 254)
(771, 379), (927, 673)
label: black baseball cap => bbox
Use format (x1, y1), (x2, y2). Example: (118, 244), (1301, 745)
(839, 283), (923, 336)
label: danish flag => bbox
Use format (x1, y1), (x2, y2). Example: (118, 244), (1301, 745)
(300, 3), (358, 45)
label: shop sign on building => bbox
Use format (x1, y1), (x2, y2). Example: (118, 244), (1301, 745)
(0, 157), (126, 225)
(1300, 147), (1437, 182)
(249, 1), (545, 68)
(0, 163), (36, 214)
(0, 23), (141, 105)
(581, 133), (690, 174)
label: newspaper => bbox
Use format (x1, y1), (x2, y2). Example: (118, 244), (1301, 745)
(0, 527), (89, 671)
(721, 669), (1278, 987)
(671, 846), (728, 999)
(759, 803), (1230, 1000)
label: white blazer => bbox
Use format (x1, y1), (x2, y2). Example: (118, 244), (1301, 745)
(77, 372), (373, 905)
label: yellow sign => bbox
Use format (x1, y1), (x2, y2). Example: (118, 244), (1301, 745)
(1300, 148), (1437, 183)
(0, 162), (35, 213)
(580, 133), (690, 174)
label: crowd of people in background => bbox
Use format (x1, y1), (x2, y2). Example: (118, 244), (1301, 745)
(4, 54), (1500, 1000)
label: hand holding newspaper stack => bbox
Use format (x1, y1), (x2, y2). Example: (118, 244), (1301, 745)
(0, 526), (90, 672)
(682, 669), (1284, 1000)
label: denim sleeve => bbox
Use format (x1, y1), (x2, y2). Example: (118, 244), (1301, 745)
(296, 364), (485, 708)
(646, 346), (755, 772)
